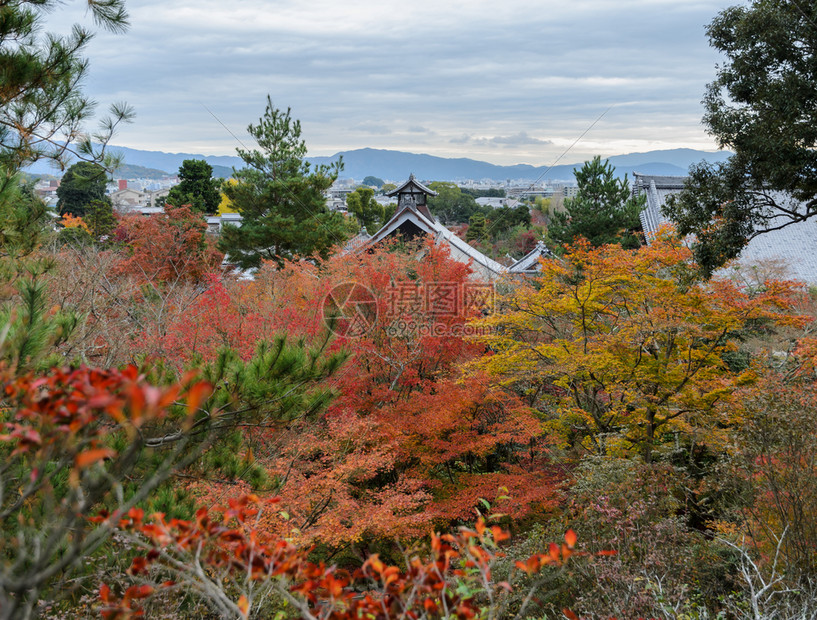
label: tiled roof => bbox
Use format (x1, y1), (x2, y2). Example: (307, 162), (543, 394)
(737, 214), (817, 283)
(632, 173), (817, 283)
(632, 174), (686, 191)
(632, 173), (682, 242)
(341, 228), (372, 254)
(434, 227), (508, 275)
(508, 241), (555, 273)
(385, 173), (438, 198)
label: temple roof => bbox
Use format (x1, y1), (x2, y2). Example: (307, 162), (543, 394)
(632, 172), (817, 284)
(362, 177), (507, 278)
(366, 202), (440, 246)
(508, 240), (555, 274)
(385, 174), (438, 198)
(631, 172), (685, 241)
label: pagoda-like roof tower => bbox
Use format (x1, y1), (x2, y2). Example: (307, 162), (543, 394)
(385, 173), (437, 220)
(359, 174), (506, 280)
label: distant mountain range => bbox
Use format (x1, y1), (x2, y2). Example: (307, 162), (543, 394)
(25, 146), (733, 183)
(308, 148), (733, 182)
(115, 163), (172, 180)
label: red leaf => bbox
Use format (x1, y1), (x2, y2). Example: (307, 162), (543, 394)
(75, 448), (116, 469)
(129, 556), (148, 576)
(186, 381), (212, 414)
(125, 584), (153, 600)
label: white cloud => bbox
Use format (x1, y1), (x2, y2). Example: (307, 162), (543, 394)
(50, 0), (739, 164)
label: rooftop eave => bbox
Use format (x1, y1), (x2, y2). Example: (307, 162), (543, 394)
(385, 174), (438, 198)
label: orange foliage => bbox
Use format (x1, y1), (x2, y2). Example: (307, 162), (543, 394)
(115, 204), (223, 284)
(60, 213), (90, 232)
(100, 494), (580, 619)
(475, 232), (809, 461)
(170, 240), (561, 545)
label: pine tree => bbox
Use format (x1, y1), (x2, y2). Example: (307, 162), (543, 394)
(218, 98), (349, 268)
(548, 156), (644, 250)
(466, 213), (487, 242)
(84, 199), (116, 237)
(165, 159), (222, 214)
(0, 177), (49, 257)
(0, 0), (133, 176)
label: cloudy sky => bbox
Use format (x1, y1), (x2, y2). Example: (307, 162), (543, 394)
(58, 0), (736, 165)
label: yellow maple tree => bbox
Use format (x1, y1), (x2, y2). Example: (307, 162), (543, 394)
(472, 232), (807, 461)
(60, 213), (90, 232)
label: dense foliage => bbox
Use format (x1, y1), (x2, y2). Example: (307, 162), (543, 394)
(345, 186), (390, 231)
(547, 156), (644, 250)
(56, 162), (110, 218)
(666, 0), (817, 276)
(218, 98), (350, 268)
(4, 1), (817, 614)
(165, 159), (222, 214)
(0, 194), (815, 617)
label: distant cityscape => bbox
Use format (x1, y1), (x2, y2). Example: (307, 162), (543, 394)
(31, 168), (579, 230)
(28, 145), (732, 216)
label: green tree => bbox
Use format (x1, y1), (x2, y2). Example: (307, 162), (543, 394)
(488, 204), (531, 236)
(462, 187), (506, 199)
(84, 198), (116, 237)
(56, 162), (108, 218)
(427, 182), (487, 224)
(346, 186), (384, 231)
(383, 202), (397, 222)
(0, 0), (133, 176)
(466, 212), (487, 242)
(665, 0), (817, 276)
(166, 159), (222, 214)
(0, 178), (49, 257)
(548, 156), (644, 250)
(218, 98), (348, 269)
(362, 175), (384, 188)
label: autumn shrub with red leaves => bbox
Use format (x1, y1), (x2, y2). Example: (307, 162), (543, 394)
(115, 204), (223, 285)
(98, 494), (583, 620)
(0, 364), (212, 618)
(725, 372), (817, 583)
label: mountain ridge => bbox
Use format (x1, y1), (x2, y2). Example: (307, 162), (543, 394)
(25, 146), (732, 182)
